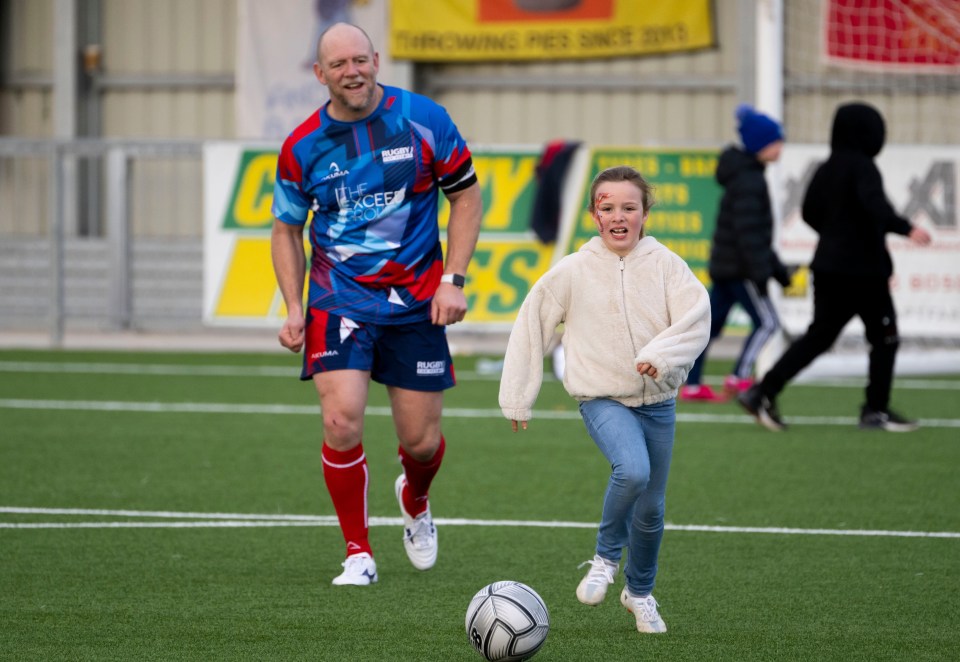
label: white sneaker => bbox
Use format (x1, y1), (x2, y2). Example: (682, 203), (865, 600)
(331, 552), (378, 586)
(620, 588), (667, 633)
(394, 474), (438, 570)
(576, 554), (618, 605)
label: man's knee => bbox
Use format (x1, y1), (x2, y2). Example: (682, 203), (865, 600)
(322, 409), (364, 449)
(398, 431), (441, 461)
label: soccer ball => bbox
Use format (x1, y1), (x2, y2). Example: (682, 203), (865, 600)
(465, 581), (550, 661)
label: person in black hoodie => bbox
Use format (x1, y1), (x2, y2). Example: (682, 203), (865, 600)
(737, 101), (932, 432)
(681, 104), (790, 402)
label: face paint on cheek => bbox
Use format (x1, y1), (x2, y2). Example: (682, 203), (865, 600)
(594, 193), (612, 234)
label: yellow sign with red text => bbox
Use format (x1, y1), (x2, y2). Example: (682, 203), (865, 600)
(390, 0), (715, 61)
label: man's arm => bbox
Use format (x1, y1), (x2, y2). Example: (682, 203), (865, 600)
(432, 182), (482, 326)
(271, 219), (307, 352)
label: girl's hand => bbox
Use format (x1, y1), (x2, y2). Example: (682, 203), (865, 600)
(637, 362), (658, 378)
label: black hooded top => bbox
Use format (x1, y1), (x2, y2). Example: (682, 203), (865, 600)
(801, 102), (913, 277)
(708, 145), (788, 289)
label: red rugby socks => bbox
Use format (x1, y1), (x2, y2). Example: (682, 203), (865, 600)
(321, 442), (372, 557)
(398, 436), (446, 518)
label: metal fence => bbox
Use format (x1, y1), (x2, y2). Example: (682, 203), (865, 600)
(0, 138), (205, 345)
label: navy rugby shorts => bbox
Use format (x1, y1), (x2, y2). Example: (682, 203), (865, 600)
(301, 307), (456, 391)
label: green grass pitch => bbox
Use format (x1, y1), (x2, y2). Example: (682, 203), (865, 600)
(1, 349), (958, 661)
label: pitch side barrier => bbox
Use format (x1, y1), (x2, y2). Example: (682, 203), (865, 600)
(203, 142), (960, 363)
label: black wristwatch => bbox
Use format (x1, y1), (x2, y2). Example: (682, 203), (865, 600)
(440, 273), (466, 288)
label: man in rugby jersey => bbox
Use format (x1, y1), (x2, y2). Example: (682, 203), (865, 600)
(271, 22), (482, 586)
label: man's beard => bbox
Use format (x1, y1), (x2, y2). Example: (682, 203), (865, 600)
(334, 83), (374, 114)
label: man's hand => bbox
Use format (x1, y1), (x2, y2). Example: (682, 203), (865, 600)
(431, 282), (468, 326)
(278, 311), (305, 353)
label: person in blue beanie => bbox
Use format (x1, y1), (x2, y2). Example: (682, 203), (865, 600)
(681, 104), (791, 402)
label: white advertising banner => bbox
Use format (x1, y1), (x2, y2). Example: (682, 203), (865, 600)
(775, 145), (960, 338)
(235, 0), (409, 140)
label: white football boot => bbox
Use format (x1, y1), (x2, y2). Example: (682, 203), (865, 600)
(620, 588), (667, 633)
(331, 552), (378, 586)
(395, 474), (438, 570)
(576, 554), (619, 605)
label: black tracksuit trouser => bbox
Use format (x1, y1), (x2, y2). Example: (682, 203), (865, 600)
(759, 271), (900, 412)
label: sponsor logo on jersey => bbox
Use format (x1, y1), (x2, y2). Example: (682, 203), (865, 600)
(320, 162), (349, 182)
(335, 182), (406, 223)
(416, 360), (446, 376)
(382, 146), (414, 163)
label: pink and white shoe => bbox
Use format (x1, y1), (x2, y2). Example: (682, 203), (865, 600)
(723, 375), (754, 395)
(679, 385), (724, 402)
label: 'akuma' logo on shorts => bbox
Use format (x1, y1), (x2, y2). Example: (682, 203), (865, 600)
(382, 146), (414, 163)
(310, 350), (340, 360)
(417, 360), (445, 376)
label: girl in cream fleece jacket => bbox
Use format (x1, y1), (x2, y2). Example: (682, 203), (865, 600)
(499, 166), (709, 633)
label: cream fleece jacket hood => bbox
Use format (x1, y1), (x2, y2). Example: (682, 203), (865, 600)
(499, 235), (710, 422)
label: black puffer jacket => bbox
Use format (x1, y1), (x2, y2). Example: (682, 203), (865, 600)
(801, 102), (913, 277)
(708, 146), (788, 290)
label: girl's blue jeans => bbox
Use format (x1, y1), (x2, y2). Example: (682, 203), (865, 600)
(578, 397), (676, 596)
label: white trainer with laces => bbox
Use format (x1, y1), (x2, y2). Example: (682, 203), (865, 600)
(331, 552), (378, 586)
(576, 554), (619, 605)
(394, 474), (438, 570)
(620, 588), (667, 633)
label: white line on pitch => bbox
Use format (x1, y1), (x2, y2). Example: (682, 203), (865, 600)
(0, 361), (297, 377)
(1, 361), (958, 390)
(2, 398), (959, 428)
(1, 506), (957, 538)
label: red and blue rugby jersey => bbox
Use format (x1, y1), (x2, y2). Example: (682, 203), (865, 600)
(272, 85), (477, 324)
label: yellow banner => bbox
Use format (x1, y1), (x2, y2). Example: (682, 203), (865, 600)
(389, 0), (715, 61)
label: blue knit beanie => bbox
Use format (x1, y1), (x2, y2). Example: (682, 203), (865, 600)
(736, 104), (784, 154)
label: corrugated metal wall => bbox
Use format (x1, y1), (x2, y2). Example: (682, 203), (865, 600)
(1, 0), (54, 136)
(1, 0), (237, 240)
(100, 0), (235, 139)
(2, 0), (749, 146)
(0, 0), (236, 138)
(4, 1), (958, 147)
(380, 1), (756, 149)
(98, 0), (236, 239)
(422, 1), (743, 147)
